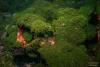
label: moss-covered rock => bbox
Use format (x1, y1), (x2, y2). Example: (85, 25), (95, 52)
(39, 42), (89, 67)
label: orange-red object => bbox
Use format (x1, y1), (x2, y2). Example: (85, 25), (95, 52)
(17, 27), (27, 48)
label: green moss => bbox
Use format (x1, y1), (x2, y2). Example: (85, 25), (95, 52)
(23, 32), (32, 42)
(52, 8), (87, 44)
(0, 51), (15, 67)
(4, 25), (22, 49)
(39, 42), (89, 67)
(96, 1), (100, 14)
(85, 24), (96, 40)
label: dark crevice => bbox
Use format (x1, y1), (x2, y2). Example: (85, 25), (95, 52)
(12, 47), (48, 67)
(83, 11), (99, 57)
(88, 12), (98, 26)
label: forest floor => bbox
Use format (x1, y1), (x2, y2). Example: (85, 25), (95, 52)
(0, 31), (100, 67)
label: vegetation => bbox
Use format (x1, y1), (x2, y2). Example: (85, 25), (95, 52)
(0, 51), (15, 67)
(0, 0), (100, 67)
(39, 41), (89, 67)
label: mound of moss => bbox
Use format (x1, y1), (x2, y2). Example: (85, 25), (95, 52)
(38, 41), (89, 67)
